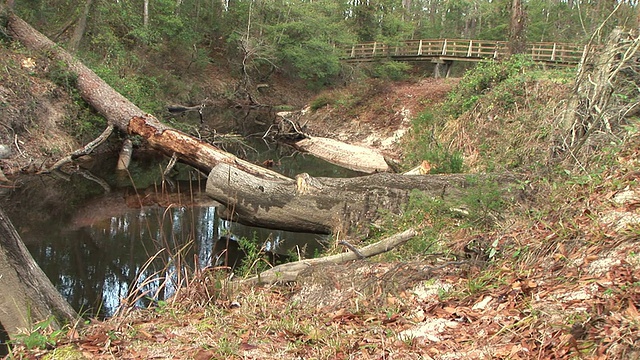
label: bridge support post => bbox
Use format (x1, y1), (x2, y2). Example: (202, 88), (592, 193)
(433, 59), (453, 78)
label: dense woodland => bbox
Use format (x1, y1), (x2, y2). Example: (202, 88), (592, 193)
(11, 0), (640, 110)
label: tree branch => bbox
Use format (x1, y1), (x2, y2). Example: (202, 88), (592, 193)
(242, 228), (417, 285)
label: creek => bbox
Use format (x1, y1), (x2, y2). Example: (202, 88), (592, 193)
(0, 114), (361, 318)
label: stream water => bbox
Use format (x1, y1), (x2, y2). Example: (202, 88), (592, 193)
(0, 130), (361, 318)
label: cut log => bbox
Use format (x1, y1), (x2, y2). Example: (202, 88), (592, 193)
(293, 136), (391, 174)
(207, 164), (518, 234)
(243, 228), (417, 285)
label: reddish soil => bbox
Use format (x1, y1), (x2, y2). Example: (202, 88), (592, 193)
(300, 78), (458, 159)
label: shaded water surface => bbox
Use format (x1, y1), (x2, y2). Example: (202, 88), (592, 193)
(1, 142), (357, 318)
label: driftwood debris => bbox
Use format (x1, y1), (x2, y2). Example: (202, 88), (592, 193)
(243, 228), (417, 285)
(555, 26), (640, 161)
(46, 124), (114, 172)
(272, 112), (393, 174)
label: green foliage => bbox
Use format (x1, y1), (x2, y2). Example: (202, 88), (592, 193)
(280, 39), (342, 86)
(371, 61), (410, 81)
(381, 189), (454, 256)
(446, 55), (535, 118)
(46, 60), (78, 92)
(405, 110), (465, 174)
(10, 317), (65, 350)
(92, 63), (164, 114)
(310, 94), (336, 111)
(45, 60), (107, 141)
(460, 175), (505, 227)
(235, 234), (272, 278)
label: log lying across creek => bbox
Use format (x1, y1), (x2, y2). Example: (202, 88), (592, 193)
(207, 165), (519, 234)
(4, 6), (521, 235)
(0, 6), (524, 333)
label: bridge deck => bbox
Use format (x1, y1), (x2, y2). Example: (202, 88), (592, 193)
(342, 39), (586, 65)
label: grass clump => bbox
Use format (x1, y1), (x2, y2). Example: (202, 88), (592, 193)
(404, 109), (464, 173)
(404, 54), (575, 173)
(9, 317), (66, 351)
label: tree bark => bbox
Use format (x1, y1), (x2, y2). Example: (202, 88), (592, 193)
(0, 207), (78, 337)
(68, 0), (93, 52)
(207, 164), (518, 234)
(143, 0), (149, 28)
(508, 0), (526, 55)
(293, 136), (391, 174)
(3, 7), (288, 182)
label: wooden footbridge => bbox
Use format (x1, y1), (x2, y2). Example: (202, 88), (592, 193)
(341, 39), (586, 76)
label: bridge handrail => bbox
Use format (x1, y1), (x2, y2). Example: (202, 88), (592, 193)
(342, 38), (586, 64)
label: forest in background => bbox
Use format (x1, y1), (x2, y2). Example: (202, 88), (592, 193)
(1, 1), (640, 358)
(11, 0), (640, 118)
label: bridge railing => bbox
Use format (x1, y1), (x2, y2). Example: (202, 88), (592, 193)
(527, 42), (586, 64)
(343, 39), (586, 64)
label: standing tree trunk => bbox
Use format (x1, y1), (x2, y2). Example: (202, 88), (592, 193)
(0, 207), (77, 337)
(508, 0), (526, 55)
(143, 0), (150, 28)
(68, 0), (93, 52)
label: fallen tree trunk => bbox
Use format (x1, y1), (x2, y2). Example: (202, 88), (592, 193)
(3, 7), (287, 182)
(243, 228), (417, 285)
(208, 164), (519, 234)
(3, 7), (522, 236)
(0, 207), (78, 337)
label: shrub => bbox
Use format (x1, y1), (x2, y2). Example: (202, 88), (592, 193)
(371, 60), (410, 81)
(446, 55), (536, 117)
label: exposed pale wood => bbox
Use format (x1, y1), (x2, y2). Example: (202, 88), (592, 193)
(242, 228), (417, 285)
(127, 116), (290, 180)
(4, 8), (289, 182)
(7, 7), (522, 238)
(293, 136), (391, 174)
(116, 138), (133, 171)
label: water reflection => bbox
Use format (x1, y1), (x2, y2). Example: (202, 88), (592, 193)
(24, 194), (327, 318)
(0, 141), (349, 318)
